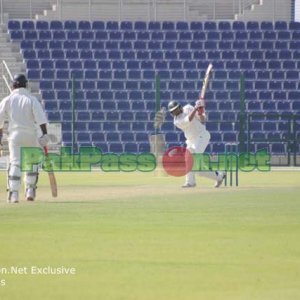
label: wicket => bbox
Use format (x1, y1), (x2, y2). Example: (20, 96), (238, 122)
(224, 143), (239, 187)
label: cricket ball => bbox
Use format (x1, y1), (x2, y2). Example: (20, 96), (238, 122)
(162, 146), (194, 177)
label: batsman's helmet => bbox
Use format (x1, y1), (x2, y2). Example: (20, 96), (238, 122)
(168, 101), (181, 113)
(12, 74), (28, 88)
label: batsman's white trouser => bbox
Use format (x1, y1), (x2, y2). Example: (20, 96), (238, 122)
(8, 130), (39, 192)
(185, 130), (218, 185)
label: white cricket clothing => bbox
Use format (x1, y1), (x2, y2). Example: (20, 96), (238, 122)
(173, 104), (218, 186)
(174, 104), (207, 143)
(0, 88), (48, 133)
(0, 88), (48, 197)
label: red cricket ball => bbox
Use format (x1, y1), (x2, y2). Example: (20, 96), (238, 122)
(162, 146), (194, 177)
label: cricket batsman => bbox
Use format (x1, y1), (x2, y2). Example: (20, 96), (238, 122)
(156, 100), (225, 188)
(0, 74), (50, 203)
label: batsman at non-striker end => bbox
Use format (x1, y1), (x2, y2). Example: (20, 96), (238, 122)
(0, 74), (51, 203)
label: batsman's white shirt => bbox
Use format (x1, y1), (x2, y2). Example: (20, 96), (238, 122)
(174, 104), (210, 150)
(0, 88), (47, 133)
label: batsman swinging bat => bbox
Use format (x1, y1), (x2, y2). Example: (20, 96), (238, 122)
(44, 147), (57, 198)
(200, 63), (213, 100)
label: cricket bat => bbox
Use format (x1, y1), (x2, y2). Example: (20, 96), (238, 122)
(200, 63), (213, 100)
(44, 146), (57, 197)
(197, 63), (213, 114)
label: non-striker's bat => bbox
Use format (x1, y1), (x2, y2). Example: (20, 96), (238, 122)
(44, 147), (57, 197)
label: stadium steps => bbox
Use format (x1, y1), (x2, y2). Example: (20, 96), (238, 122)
(237, 0), (292, 21)
(0, 0), (54, 19)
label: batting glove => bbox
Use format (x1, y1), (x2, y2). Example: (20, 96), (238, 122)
(195, 99), (205, 108)
(154, 108), (166, 129)
(38, 134), (51, 148)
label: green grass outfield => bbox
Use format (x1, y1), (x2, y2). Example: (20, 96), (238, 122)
(0, 170), (299, 300)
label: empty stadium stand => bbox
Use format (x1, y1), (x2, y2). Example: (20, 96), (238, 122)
(6, 20), (300, 156)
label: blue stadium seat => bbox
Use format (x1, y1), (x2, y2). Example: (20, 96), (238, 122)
(113, 70), (125, 79)
(286, 70), (299, 80)
(47, 112), (61, 122)
(91, 132), (105, 142)
(106, 21), (119, 30)
(278, 31), (290, 39)
(124, 143), (137, 153)
(8, 20), (20, 30)
(162, 21), (175, 30)
(136, 133), (148, 142)
(292, 101), (300, 110)
(49, 40), (62, 49)
(90, 111), (104, 121)
(275, 21), (287, 30)
(135, 50), (148, 59)
(289, 21), (300, 30)
(84, 70), (97, 79)
(22, 20), (34, 30)
(77, 111), (91, 121)
(92, 21), (104, 30)
(27, 69), (40, 80)
(64, 20), (76, 30)
(26, 59), (39, 69)
(132, 122), (145, 131)
(193, 31), (205, 40)
(223, 133), (236, 142)
(275, 41), (287, 49)
(151, 31), (164, 40)
(207, 31), (220, 40)
(138, 143), (150, 153)
(50, 21), (63, 30)
(263, 122), (276, 131)
(247, 21), (259, 30)
(109, 143), (124, 153)
(263, 101), (276, 110)
(261, 21), (273, 30)
(120, 21), (132, 31)
(24, 30), (37, 40)
(95, 31), (108, 40)
(264, 31), (276, 39)
(38, 30), (51, 39)
(137, 32), (149, 40)
(121, 132), (134, 142)
(109, 32), (122, 40)
(148, 22), (161, 30)
(87, 99), (101, 110)
(235, 31), (248, 41)
(107, 132), (120, 142)
(77, 132), (90, 143)
(123, 31), (136, 40)
(83, 60), (96, 69)
(233, 40), (246, 50)
(277, 101), (290, 110)
(249, 31), (262, 40)
(135, 112), (148, 121)
(103, 101), (116, 110)
(35, 40), (48, 49)
(232, 21), (245, 31)
(134, 21), (147, 31)
(221, 31), (234, 40)
(161, 41), (175, 50)
(54, 80), (67, 90)
(176, 21), (189, 31)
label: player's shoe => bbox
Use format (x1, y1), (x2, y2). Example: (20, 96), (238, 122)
(26, 188), (35, 201)
(215, 171), (226, 188)
(182, 183), (196, 188)
(7, 191), (19, 203)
